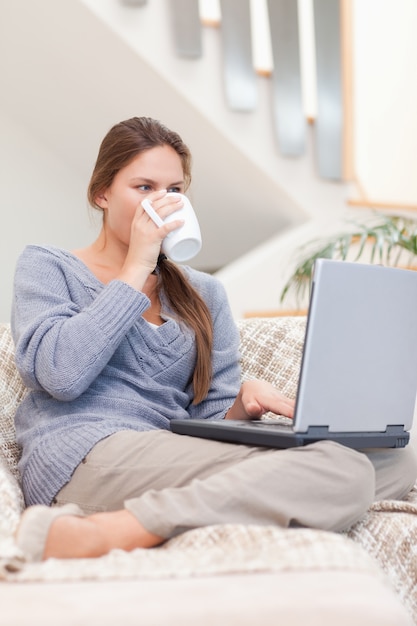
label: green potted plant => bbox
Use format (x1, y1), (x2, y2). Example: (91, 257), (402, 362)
(280, 213), (417, 307)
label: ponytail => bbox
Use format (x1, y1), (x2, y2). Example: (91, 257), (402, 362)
(157, 258), (213, 404)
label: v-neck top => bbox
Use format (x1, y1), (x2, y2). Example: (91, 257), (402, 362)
(11, 245), (241, 506)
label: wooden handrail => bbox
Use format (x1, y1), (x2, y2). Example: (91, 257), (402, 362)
(347, 198), (417, 212)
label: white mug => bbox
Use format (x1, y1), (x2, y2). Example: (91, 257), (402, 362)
(141, 193), (202, 262)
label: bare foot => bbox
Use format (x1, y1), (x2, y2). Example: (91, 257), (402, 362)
(43, 510), (164, 560)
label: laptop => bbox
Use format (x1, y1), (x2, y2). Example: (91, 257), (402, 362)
(171, 259), (417, 449)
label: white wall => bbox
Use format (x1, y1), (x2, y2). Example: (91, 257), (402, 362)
(352, 0), (417, 204)
(0, 112), (100, 322)
(215, 211), (364, 318)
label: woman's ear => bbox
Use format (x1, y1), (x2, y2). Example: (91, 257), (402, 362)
(95, 193), (108, 209)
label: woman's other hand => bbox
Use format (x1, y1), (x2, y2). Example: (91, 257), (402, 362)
(225, 380), (295, 421)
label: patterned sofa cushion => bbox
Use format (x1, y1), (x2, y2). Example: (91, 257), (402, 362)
(0, 324), (26, 479)
(237, 316), (305, 401)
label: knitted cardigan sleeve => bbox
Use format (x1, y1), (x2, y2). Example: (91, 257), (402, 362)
(11, 245), (150, 401)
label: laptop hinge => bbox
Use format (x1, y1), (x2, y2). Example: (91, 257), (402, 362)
(385, 425), (407, 435)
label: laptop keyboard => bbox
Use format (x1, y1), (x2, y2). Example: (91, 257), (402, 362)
(259, 415), (294, 427)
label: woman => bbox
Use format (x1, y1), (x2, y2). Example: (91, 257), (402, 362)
(12, 117), (417, 561)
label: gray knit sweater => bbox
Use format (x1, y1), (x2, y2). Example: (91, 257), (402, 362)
(11, 245), (241, 506)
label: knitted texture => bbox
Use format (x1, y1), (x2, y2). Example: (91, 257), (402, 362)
(2, 523), (383, 584)
(0, 324), (25, 478)
(237, 316), (305, 402)
(348, 490), (417, 621)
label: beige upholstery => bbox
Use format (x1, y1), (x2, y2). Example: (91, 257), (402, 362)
(0, 319), (416, 625)
(0, 324), (25, 479)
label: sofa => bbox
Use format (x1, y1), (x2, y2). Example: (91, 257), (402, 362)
(0, 317), (416, 626)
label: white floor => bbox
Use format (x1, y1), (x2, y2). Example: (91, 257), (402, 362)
(0, 571), (412, 626)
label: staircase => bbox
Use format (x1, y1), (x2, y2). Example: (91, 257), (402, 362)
(0, 0), (353, 319)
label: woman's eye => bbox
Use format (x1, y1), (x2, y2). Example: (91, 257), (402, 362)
(137, 185), (152, 191)
(167, 186), (182, 193)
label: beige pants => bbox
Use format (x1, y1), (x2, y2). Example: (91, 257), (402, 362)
(54, 430), (417, 537)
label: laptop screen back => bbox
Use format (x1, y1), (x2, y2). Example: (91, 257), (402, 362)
(293, 260), (417, 434)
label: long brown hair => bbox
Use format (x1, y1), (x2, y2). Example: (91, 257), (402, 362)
(87, 117), (213, 403)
